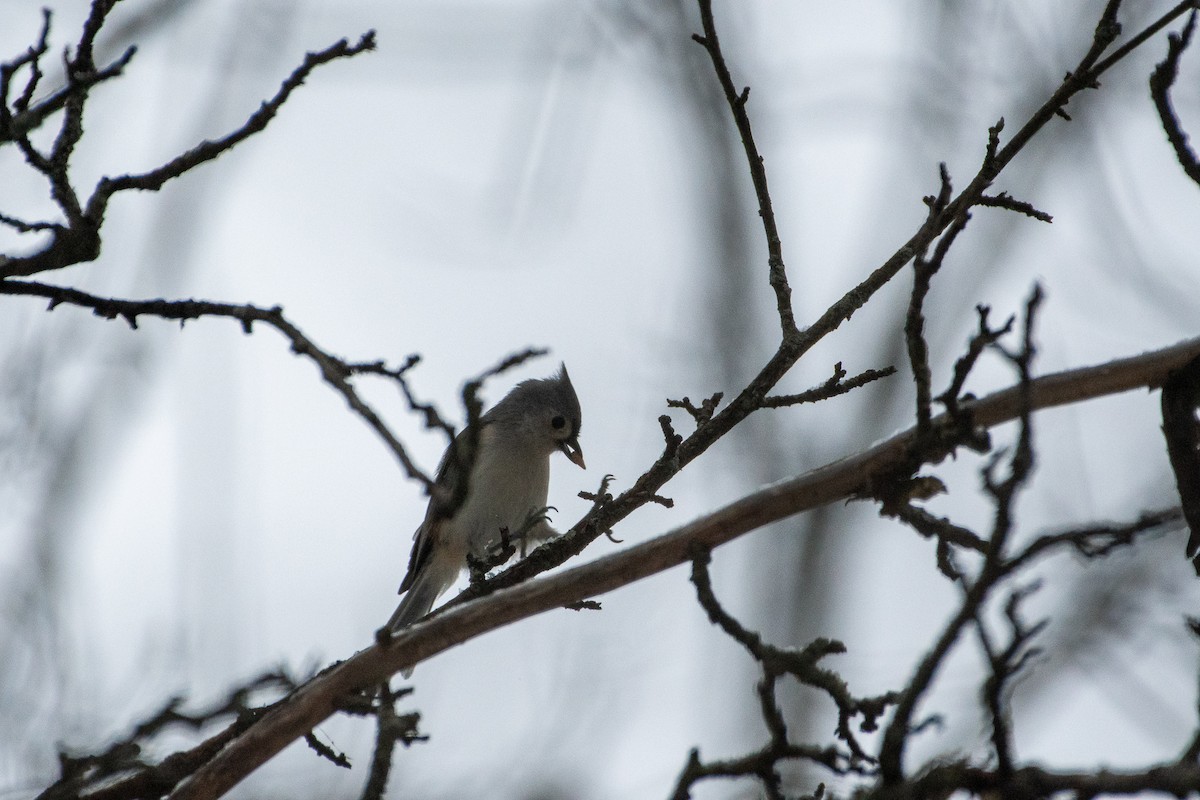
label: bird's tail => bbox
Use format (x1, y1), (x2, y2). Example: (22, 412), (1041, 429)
(386, 563), (456, 677)
(387, 573), (443, 631)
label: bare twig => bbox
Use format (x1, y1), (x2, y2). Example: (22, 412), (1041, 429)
(1150, 10), (1200, 185)
(38, 669), (300, 800)
(761, 364), (896, 409)
(906, 164), (953, 436)
(666, 392), (724, 424)
(977, 192), (1054, 223)
(907, 163), (982, 436)
(659, 414), (683, 461)
(1007, 507), (1184, 573)
(935, 304), (1014, 419)
(878, 286), (1043, 785)
(96, 33), (375, 200)
(0, 19), (375, 279)
(671, 550), (884, 798)
(971, 581), (1048, 777)
(0, 280), (434, 489)
(359, 683), (424, 800)
(690, 549), (896, 766)
(304, 732), (351, 769)
(691, 0), (797, 339)
(885, 502), (988, 555)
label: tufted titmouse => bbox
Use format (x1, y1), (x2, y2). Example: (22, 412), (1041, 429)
(386, 364), (584, 634)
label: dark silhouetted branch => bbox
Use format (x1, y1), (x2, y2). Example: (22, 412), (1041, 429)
(692, 0), (796, 339)
(1160, 353), (1200, 573)
(1150, 10), (1200, 184)
(0, 5), (374, 280)
(0, 279), (433, 490)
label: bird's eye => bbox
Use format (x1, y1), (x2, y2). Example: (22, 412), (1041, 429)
(551, 415), (566, 430)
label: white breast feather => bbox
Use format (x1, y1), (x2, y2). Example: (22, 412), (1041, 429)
(451, 425), (551, 558)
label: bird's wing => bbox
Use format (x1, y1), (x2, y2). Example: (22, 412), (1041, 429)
(397, 423), (486, 593)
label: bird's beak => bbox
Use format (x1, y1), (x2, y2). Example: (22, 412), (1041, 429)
(559, 438), (586, 469)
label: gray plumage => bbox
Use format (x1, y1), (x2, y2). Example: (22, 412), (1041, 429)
(387, 365), (584, 638)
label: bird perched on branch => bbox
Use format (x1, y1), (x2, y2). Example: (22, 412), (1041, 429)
(387, 364), (585, 635)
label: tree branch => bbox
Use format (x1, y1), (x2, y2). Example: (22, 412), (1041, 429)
(1150, 10), (1200, 185)
(166, 334), (1200, 800)
(691, 0), (796, 339)
(879, 285), (1044, 784)
(482, 0), (1200, 611)
(0, 279), (434, 490)
(0, 18), (375, 279)
(873, 760), (1200, 799)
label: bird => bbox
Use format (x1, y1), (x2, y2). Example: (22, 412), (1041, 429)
(386, 364), (585, 635)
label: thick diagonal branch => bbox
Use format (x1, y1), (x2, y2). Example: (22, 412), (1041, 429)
(168, 335), (1200, 800)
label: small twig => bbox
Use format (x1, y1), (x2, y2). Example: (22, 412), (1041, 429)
(920, 161), (955, 217)
(578, 473), (615, 508)
(578, 474), (627, 538)
(304, 731), (351, 769)
(689, 548), (896, 773)
(692, 0), (797, 339)
(907, 260), (938, 436)
(564, 600), (602, 611)
(39, 668), (301, 800)
(936, 305), (1015, 419)
(0, 29), (375, 279)
(14, 40), (137, 135)
(762, 364), (896, 408)
(0, 9), (52, 140)
(641, 493), (674, 509)
(885, 502), (987, 556)
(983, 118), (1006, 170)
(659, 414), (683, 461)
(982, 285), (1043, 545)
(906, 164), (978, 438)
(0, 279), (434, 489)
(867, 301), (1009, 512)
(1094, 0), (1199, 75)
(1150, 10), (1200, 185)
(978, 192), (1054, 223)
(880, 286), (1044, 785)
(90, 32), (377, 199)
(669, 745), (844, 800)
(1006, 507), (1183, 573)
(359, 682), (425, 800)
(971, 581), (1048, 777)
(388, 364), (460, 446)
(344, 354), (422, 381)
(667, 392), (724, 425)
(0, 211), (59, 233)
